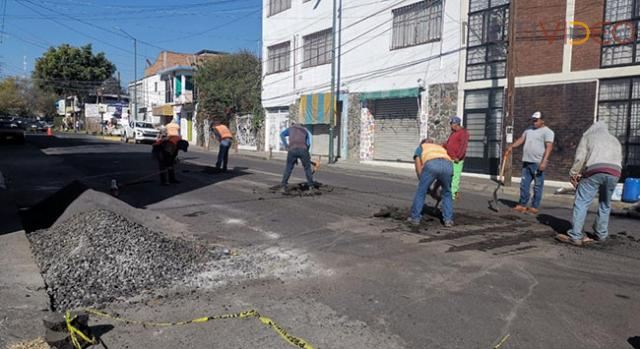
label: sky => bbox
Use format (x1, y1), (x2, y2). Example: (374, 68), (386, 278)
(0, 0), (262, 86)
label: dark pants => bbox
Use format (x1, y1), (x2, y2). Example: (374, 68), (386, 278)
(216, 139), (231, 170)
(281, 147), (315, 187)
(153, 142), (178, 184)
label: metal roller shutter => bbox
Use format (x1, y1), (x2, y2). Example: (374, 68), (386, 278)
(372, 98), (420, 162)
(310, 124), (330, 156)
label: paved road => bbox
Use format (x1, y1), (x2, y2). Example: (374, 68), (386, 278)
(2, 134), (639, 349)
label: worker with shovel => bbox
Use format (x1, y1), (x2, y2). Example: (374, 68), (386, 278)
(211, 121), (233, 172)
(279, 122), (317, 195)
(507, 111), (554, 215)
(407, 139), (454, 227)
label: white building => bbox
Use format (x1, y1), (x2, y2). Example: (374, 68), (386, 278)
(262, 0), (462, 162)
(130, 50), (224, 144)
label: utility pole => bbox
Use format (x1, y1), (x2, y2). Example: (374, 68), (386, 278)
(503, 0), (517, 186)
(328, 0), (338, 163)
(133, 37), (137, 122)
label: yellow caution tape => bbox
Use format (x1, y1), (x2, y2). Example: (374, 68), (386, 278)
(84, 308), (314, 349)
(65, 311), (96, 349)
(493, 334), (510, 349)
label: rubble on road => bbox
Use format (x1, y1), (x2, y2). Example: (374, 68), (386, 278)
(7, 338), (50, 349)
(28, 209), (219, 311)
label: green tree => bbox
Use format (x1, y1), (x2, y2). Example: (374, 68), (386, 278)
(195, 51), (263, 126)
(32, 44), (116, 102)
(0, 77), (28, 116)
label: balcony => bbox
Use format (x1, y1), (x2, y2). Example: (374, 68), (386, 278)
(176, 90), (194, 105)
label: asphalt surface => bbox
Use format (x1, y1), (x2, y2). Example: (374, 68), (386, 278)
(1, 134), (639, 349)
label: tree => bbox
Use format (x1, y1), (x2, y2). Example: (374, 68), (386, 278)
(195, 51), (263, 126)
(0, 78), (28, 116)
(0, 77), (61, 117)
(32, 44), (116, 102)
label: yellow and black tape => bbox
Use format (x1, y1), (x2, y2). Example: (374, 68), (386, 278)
(84, 308), (314, 349)
(65, 311), (96, 349)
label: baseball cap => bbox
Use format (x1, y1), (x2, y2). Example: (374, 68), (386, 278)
(530, 111), (544, 120)
(449, 116), (462, 125)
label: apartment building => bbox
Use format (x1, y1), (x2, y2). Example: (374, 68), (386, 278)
(262, 0), (463, 161)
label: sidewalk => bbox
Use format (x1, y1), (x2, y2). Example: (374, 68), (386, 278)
(0, 188), (49, 349)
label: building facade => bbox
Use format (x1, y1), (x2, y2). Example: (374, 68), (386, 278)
(458, 0), (640, 180)
(130, 50), (224, 144)
(262, 0), (462, 161)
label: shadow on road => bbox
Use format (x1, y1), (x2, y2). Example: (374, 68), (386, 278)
(1, 135), (250, 234)
(537, 214), (572, 234)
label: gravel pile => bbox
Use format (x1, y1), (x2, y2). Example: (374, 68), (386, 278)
(28, 209), (218, 311)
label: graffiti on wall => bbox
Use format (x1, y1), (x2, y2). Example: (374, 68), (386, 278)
(235, 114), (257, 149)
(359, 108), (375, 161)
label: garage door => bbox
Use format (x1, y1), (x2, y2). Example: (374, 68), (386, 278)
(372, 98), (420, 162)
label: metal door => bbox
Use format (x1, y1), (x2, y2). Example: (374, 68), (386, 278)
(371, 98), (420, 162)
(463, 89), (503, 175)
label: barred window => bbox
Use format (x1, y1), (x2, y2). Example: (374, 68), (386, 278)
(303, 29), (333, 68)
(601, 0), (640, 67)
(267, 42), (291, 74)
(392, 1), (443, 49)
(466, 0), (510, 81)
(598, 77), (640, 175)
(269, 0), (291, 16)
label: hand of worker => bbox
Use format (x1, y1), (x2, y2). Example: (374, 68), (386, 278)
(570, 175), (581, 189)
(539, 160), (548, 172)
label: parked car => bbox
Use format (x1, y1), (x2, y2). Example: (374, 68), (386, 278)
(122, 121), (159, 144)
(0, 120), (26, 144)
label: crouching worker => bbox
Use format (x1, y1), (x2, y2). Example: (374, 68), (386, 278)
(407, 139), (454, 227)
(152, 126), (189, 185)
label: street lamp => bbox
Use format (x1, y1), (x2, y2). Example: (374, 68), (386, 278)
(115, 27), (138, 122)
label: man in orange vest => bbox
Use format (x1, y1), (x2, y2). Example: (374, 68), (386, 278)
(408, 139), (454, 227)
(212, 120), (233, 172)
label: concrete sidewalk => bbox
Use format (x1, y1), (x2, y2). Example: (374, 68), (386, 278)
(0, 189), (49, 348)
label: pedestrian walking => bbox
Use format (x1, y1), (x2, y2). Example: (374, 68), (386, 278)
(212, 121), (233, 172)
(556, 122), (622, 246)
(443, 116), (469, 200)
(407, 139), (454, 227)
(279, 122), (316, 194)
(507, 111), (554, 215)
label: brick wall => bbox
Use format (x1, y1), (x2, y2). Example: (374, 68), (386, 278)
(572, 0), (605, 71)
(513, 82), (596, 181)
(515, 0), (566, 76)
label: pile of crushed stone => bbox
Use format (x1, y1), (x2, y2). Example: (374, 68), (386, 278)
(28, 209), (219, 311)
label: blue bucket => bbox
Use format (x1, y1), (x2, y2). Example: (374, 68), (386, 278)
(622, 178), (640, 203)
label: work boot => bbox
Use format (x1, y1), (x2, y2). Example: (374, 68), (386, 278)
(280, 185), (290, 195)
(444, 221), (454, 228)
(527, 207), (539, 215)
(513, 205), (527, 213)
(406, 217), (421, 227)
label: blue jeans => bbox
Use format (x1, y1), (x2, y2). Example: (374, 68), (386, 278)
(519, 162), (545, 208)
(568, 173), (618, 241)
(281, 147), (315, 187)
(410, 159), (454, 223)
(216, 139), (232, 170)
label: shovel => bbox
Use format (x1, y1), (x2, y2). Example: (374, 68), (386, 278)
(490, 150), (511, 212)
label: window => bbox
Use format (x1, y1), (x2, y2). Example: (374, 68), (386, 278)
(267, 41), (291, 74)
(269, 0), (291, 16)
(303, 29), (333, 68)
(165, 79), (174, 103)
(154, 82), (158, 92)
(601, 0), (640, 67)
(466, 0), (510, 81)
(392, 1), (443, 49)
(598, 77), (640, 176)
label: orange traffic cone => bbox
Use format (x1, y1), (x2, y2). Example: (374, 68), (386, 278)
(47, 127), (53, 136)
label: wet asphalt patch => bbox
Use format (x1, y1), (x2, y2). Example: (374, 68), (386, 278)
(374, 205), (556, 253)
(263, 182), (336, 197)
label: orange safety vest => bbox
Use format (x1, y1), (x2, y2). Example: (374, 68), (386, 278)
(214, 125), (233, 140)
(420, 143), (452, 163)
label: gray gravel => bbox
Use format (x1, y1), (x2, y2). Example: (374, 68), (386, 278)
(27, 209), (218, 311)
